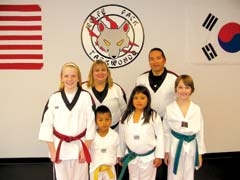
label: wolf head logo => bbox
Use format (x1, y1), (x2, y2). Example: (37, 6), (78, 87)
(81, 4), (144, 68)
(97, 20), (130, 59)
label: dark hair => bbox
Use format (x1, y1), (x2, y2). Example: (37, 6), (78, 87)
(149, 47), (166, 59)
(120, 85), (157, 124)
(95, 105), (112, 119)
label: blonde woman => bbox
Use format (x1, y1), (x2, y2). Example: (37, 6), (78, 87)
(82, 60), (127, 131)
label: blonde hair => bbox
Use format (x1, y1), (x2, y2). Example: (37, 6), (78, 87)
(87, 60), (113, 88)
(59, 62), (82, 90)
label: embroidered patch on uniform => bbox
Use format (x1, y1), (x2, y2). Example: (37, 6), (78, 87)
(55, 106), (59, 109)
(134, 135), (140, 140)
(101, 148), (107, 153)
(181, 121), (188, 128)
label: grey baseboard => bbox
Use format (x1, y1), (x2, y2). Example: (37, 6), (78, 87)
(0, 152), (239, 180)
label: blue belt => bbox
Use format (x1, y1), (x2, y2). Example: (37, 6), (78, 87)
(171, 130), (199, 174)
(118, 146), (155, 180)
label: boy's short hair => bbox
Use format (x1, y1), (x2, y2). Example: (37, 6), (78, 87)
(95, 105), (112, 118)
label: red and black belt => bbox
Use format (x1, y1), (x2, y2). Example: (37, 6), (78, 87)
(53, 127), (91, 163)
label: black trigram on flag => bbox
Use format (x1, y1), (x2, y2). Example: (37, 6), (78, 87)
(202, 13), (218, 31)
(202, 13), (218, 60)
(202, 43), (217, 61)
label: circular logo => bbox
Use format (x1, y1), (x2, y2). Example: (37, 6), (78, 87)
(218, 22), (240, 53)
(81, 4), (144, 68)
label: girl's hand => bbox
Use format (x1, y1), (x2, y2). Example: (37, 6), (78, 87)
(198, 154), (203, 169)
(49, 151), (55, 163)
(164, 152), (170, 165)
(153, 158), (162, 168)
(50, 151), (61, 164)
(47, 142), (61, 164)
(79, 150), (86, 163)
(117, 157), (123, 166)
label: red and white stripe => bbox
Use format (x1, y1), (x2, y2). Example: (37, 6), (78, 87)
(0, 4), (43, 69)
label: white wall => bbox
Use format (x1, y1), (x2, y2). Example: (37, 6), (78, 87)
(0, 0), (239, 158)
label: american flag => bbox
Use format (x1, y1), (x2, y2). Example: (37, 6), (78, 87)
(0, 4), (43, 70)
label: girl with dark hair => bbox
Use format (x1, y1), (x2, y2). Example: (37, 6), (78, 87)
(118, 85), (164, 180)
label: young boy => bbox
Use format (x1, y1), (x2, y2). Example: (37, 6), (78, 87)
(90, 105), (122, 180)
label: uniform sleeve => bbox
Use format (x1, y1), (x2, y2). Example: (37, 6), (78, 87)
(153, 113), (165, 158)
(116, 133), (122, 158)
(196, 108), (206, 154)
(84, 93), (96, 140)
(118, 121), (126, 157)
(38, 97), (54, 142)
(163, 109), (171, 153)
(115, 84), (127, 114)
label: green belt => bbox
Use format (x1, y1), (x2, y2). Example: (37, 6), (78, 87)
(171, 130), (199, 174)
(118, 146), (155, 180)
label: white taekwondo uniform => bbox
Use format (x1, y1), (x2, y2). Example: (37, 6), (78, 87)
(136, 68), (177, 118)
(89, 128), (121, 180)
(82, 82), (127, 130)
(119, 112), (164, 180)
(163, 101), (206, 180)
(39, 88), (96, 180)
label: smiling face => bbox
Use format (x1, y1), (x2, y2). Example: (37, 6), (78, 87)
(175, 75), (195, 101)
(93, 64), (108, 84)
(61, 66), (79, 93)
(176, 80), (192, 101)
